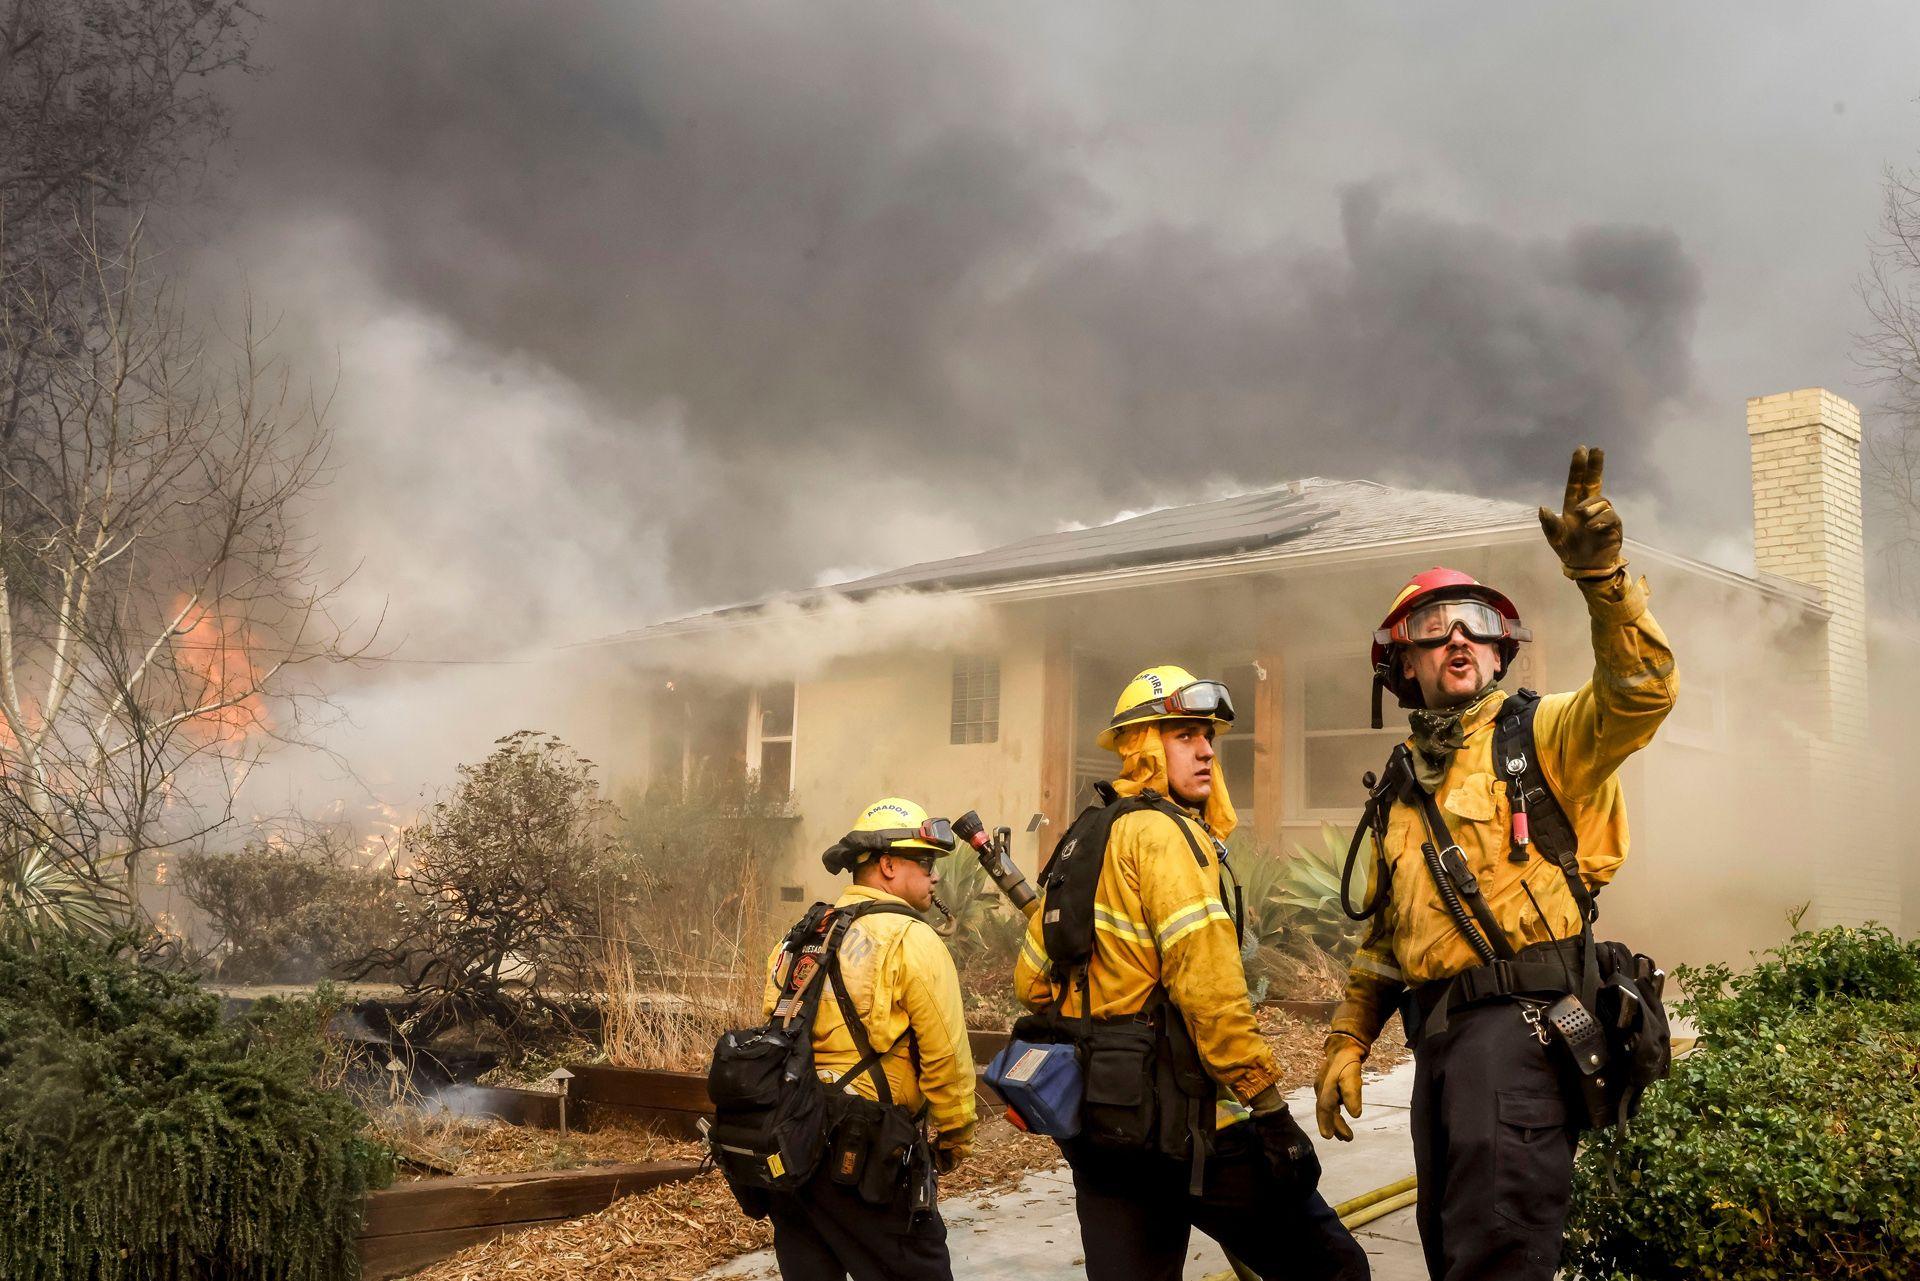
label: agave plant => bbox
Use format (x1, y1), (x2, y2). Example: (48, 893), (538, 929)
(1273, 822), (1375, 962)
(0, 843), (129, 950)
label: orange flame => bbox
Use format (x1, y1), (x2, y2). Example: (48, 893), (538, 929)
(172, 598), (268, 743)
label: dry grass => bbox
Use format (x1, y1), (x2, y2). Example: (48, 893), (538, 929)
(595, 863), (773, 1075)
(1260, 938), (1355, 1003)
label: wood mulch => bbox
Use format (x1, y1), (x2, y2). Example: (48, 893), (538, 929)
(405, 1009), (1391, 1279)
(388, 1118), (705, 1180)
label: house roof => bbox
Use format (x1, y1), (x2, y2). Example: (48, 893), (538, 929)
(583, 477), (1580, 645)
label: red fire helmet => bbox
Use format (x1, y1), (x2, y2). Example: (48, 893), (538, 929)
(1370, 568), (1530, 717)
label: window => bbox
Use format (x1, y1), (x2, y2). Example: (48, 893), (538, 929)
(951, 656), (1000, 745)
(1294, 654), (1403, 816)
(749, 683), (795, 793)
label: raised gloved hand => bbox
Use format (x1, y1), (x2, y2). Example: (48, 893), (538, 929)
(934, 1134), (970, 1175)
(1538, 445), (1625, 578)
(1248, 1088), (1322, 1197)
(1315, 1034), (1367, 1142)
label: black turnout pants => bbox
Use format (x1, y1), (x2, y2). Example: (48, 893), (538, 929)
(1065, 1123), (1370, 1281)
(768, 1168), (952, 1281)
(1409, 998), (1581, 1281)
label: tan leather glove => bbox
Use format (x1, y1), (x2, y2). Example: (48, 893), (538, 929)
(934, 1134), (971, 1175)
(1538, 445), (1626, 578)
(1315, 1034), (1367, 1142)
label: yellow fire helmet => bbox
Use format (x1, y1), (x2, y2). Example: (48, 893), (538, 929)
(1096, 664), (1237, 752)
(820, 797), (958, 874)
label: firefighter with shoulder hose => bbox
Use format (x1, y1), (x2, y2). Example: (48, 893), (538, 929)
(1014, 666), (1368, 1281)
(1318, 447), (1677, 1279)
(720, 797), (976, 1281)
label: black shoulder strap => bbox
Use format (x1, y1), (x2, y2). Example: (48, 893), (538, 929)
(1494, 689), (1597, 925)
(821, 901), (922, 1106)
(1406, 779), (1515, 963)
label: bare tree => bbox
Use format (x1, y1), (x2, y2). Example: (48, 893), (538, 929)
(0, 216), (364, 944)
(1, 0), (258, 445)
(1857, 164), (1920, 605)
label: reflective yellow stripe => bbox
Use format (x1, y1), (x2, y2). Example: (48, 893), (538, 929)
(1156, 897), (1232, 952)
(1019, 933), (1048, 973)
(1093, 905), (1153, 945)
(1215, 1095), (1252, 1128)
(1351, 949), (1403, 980)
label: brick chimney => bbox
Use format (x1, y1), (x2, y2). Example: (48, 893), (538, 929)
(1747, 388), (1883, 926)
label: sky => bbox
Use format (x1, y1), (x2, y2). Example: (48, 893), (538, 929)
(178, 1), (1920, 803)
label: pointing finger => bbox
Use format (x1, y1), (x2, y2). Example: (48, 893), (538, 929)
(1586, 447), (1606, 502)
(1562, 447), (1588, 515)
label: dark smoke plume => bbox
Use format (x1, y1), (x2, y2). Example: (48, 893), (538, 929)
(210, 0), (1703, 647)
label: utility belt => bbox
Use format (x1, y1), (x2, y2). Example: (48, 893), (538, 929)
(1402, 938), (1586, 1041)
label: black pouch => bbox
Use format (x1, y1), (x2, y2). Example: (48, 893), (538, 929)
(1594, 942), (1672, 1121)
(1540, 994), (1613, 1131)
(824, 1089), (924, 1207)
(857, 1105), (923, 1207)
(1081, 1021), (1158, 1149)
(825, 1092), (880, 1188)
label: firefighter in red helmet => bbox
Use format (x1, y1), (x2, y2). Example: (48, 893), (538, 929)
(1318, 448), (1677, 1279)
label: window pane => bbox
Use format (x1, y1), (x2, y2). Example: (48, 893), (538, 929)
(1303, 656), (1379, 733)
(758, 683), (795, 738)
(758, 740), (793, 794)
(1304, 732), (1404, 811)
(1216, 736), (1256, 817)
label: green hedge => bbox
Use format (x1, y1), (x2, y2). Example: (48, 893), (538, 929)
(0, 937), (393, 1280)
(1566, 926), (1920, 1280)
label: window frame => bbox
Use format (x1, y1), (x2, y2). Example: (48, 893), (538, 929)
(1285, 645), (1404, 824)
(949, 654), (1001, 746)
(746, 682), (797, 793)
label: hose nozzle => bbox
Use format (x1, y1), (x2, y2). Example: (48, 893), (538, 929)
(954, 809), (1038, 918)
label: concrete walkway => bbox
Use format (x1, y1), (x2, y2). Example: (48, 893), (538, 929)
(705, 1058), (1427, 1280)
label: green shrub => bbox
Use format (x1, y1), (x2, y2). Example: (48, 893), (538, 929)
(1566, 926), (1920, 1280)
(0, 935), (393, 1280)
(178, 824), (402, 984)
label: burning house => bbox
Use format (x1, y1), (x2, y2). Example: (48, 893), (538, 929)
(581, 388), (1908, 968)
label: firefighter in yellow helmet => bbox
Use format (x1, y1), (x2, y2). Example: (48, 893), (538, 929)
(1016, 667), (1367, 1281)
(1318, 448), (1677, 1279)
(758, 798), (976, 1281)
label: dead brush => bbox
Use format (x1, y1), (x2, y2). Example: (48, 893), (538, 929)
(595, 860), (773, 1073)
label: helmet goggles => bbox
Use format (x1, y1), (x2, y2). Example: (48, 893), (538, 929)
(1380, 598), (1516, 649)
(840, 818), (956, 855)
(1108, 679), (1236, 730)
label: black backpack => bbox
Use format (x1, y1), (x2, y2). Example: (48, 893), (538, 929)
(706, 900), (919, 1216)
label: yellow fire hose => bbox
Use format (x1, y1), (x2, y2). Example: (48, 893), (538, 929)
(1208, 1175), (1419, 1281)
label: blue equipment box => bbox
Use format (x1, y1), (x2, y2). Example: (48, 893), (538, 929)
(984, 1039), (1082, 1139)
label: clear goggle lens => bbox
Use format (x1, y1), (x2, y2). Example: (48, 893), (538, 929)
(1399, 599), (1508, 647)
(1110, 679), (1237, 727)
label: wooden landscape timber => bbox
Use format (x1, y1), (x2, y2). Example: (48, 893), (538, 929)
(358, 1160), (703, 1279)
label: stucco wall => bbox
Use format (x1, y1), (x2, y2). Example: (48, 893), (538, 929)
(776, 609), (1051, 905)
